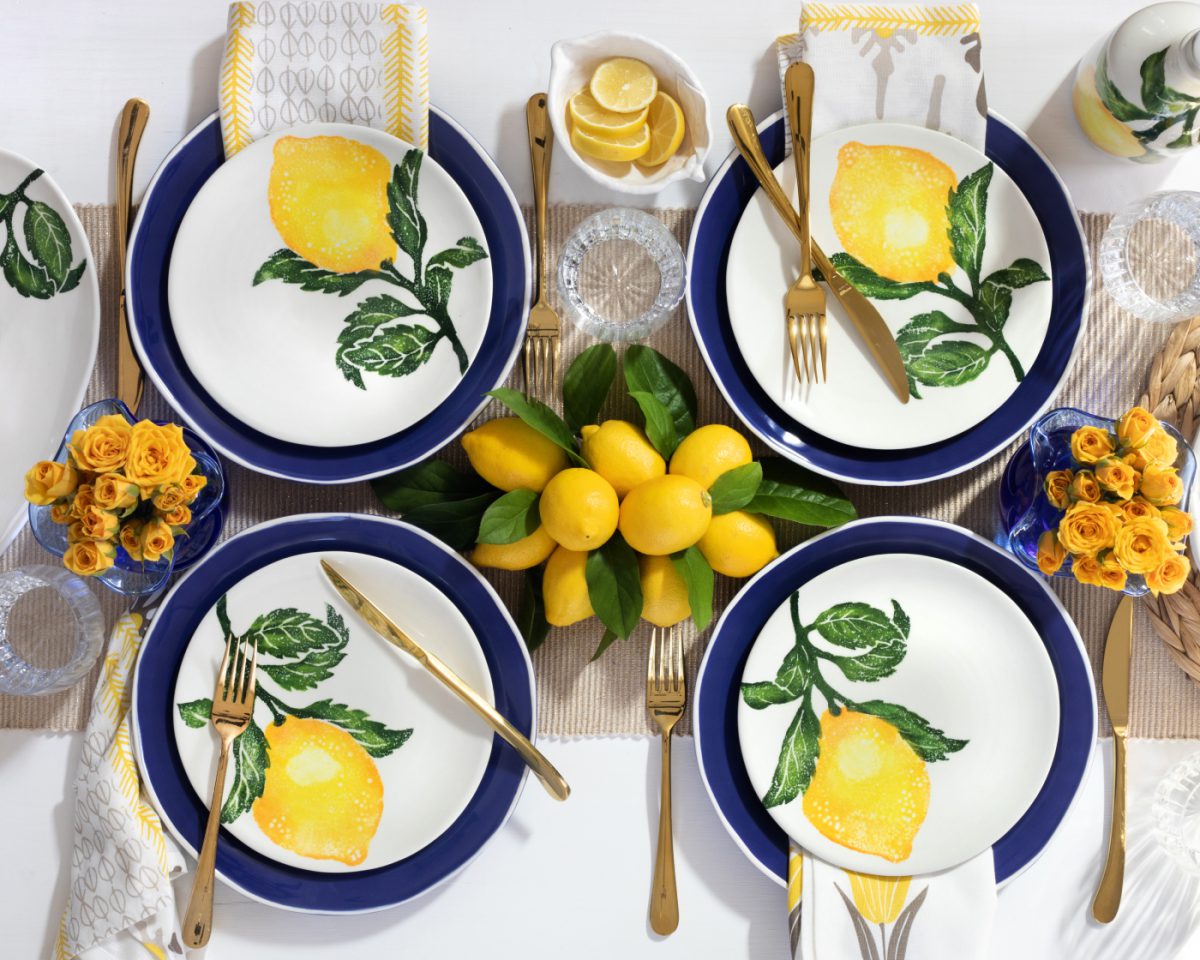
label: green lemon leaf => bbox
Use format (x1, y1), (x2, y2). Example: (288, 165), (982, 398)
(708, 462), (762, 514)
(372, 459), (492, 513)
(848, 699), (968, 762)
(487, 388), (587, 465)
(812, 601), (901, 649)
(1, 234), (52, 299)
(590, 628), (620, 662)
(1095, 49), (1156, 122)
(891, 600), (910, 639)
(828, 252), (934, 300)
(744, 458), (856, 528)
(259, 604), (349, 692)
(977, 281), (1013, 332)
(244, 607), (341, 659)
(387, 150), (427, 264)
(585, 534), (643, 640)
(741, 643), (813, 709)
(628, 390), (678, 459)
(57, 260), (87, 294)
(894, 311), (973, 361)
(253, 248), (377, 296)
(622, 345), (697, 443)
(290, 699), (414, 758)
(23, 199), (73, 285)
(398, 492), (501, 551)
(340, 323), (440, 383)
(422, 264), (454, 313)
(177, 698), (212, 729)
(947, 163), (993, 288)
(426, 236), (488, 270)
(825, 637), (906, 682)
(517, 567), (550, 652)
(563, 343), (617, 434)
(477, 488), (540, 544)
(671, 545), (714, 631)
(907, 340), (991, 388)
(984, 258), (1050, 290)
(220, 721), (268, 823)
(762, 697), (820, 808)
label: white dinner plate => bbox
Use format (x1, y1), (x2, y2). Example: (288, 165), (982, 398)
(171, 549), (495, 873)
(737, 552), (1060, 876)
(0, 150), (98, 553)
(168, 122), (492, 448)
(725, 122), (1053, 450)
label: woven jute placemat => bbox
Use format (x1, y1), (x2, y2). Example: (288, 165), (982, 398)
(2, 205), (1197, 738)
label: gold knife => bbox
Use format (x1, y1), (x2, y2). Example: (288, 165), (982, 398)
(1092, 594), (1133, 923)
(115, 98), (150, 415)
(320, 559), (570, 802)
(726, 104), (910, 404)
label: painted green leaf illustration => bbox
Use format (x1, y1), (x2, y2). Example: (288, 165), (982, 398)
(244, 607), (339, 659)
(253, 248), (377, 296)
(0, 169), (86, 300)
(708, 462), (763, 514)
(629, 389), (678, 459)
(828, 252), (934, 300)
(2, 239), (52, 299)
(487, 388), (587, 465)
(984, 257), (1051, 290)
(387, 149), (427, 265)
(891, 599), (910, 639)
(177, 698), (212, 728)
(340, 323), (439, 381)
(427, 236), (489, 270)
(622, 345), (698, 445)
(563, 343), (617, 435)
(289, 699), (413, 758)
(825, 638), (906, 682)
(743, 459), (857, 528)
(517, 567), (551, 652)
(907, 340), (991, 388)
(813, 601), (901, 648)
(423, 263), (454, 312)
(220, 720), (269, 823)
(849, 699), (968, 762)
(742, 644), (812, 709)
(259, 604), (349, 692)
(947, 164), (991, 288)
(671, 545), (714, 632)
(762, 697), (821, 808)
(895, 311), (973, 360)
(476, 488), (540, 545)
(1096, 49), (1156, 122)
(1141, 48), (1200, 116)
(24, 200), (73, 285)
(585, 534), (643, 640)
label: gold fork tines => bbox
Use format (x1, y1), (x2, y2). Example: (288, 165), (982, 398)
(647, 624), (686, 936)
(183, 633), (258, 949)
(524, 92), (561, 401)
(786, 303), (827, 383)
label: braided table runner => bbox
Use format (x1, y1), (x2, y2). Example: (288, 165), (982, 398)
(2, 205), (1198, 738)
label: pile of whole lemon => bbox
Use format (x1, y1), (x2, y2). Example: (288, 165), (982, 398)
(568, 57), (686, 169)
(462, 417), (777, 630)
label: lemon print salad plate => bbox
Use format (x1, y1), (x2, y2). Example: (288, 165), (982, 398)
(132, 514), (535, 912)
(689, 113), (1088, 486)
(695, 517), (1096, 886)
(127, 110), (528, 483)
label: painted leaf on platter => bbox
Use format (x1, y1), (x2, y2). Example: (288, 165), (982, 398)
(741, 644), (812, 709)
(244, 607), (340, 659)
(292, 698), (414, 758)
(762, 697), (820, 808)
(220, 720), (269, 823)
(426, 236), (489, 271)
(177, 698), (212, 729)
(340, 323), (440, 381)
(907, 340), (990, 388)
(259, 604), (350, 692)
(947, 164), (992, 288)
(812, 601), (901, 649)
(849, 699), (968, 762)
(23, 199), (74, 285)
(828, 252), (933, 301)
(253, 248), (376, 296)
(387, 150), (427, 264)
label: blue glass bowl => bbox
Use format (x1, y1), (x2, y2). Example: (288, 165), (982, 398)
(28, 399), (227, 596)
(998, 407), (1195, 596)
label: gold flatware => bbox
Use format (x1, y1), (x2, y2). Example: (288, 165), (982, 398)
(524, 92), (561, 401)
(783, 62), (826, 385)
(115, 98), (150, 415)
(725, 105), (910, 404)
(1093, 594), (1134, 923)
(183, 631), (258, 948)
(647, 624), (685, 935)
(319, 558), (570, 802)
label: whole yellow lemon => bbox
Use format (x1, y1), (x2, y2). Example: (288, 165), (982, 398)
(543, 545), (595, 626)
(461, 418), (570, 492)
(619, 474), (712, 556)
(268, 135), (397, 274)
(640, 554), (690, 627)
(669, 424), (753, 490)
(697, 510), (778, 578)
(539, 468), (619, 551)
(253, 716), (384, 866)
(580, 420), (666, 498)
(471, 525), (556, 571)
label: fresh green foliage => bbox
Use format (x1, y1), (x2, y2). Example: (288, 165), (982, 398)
(584, 534), (643, 639)
(0, 170), (86, 300)
(476, 489), (540, 544)
(708, 462), (762, 514)
(623, 345), (697, 455)
(562, 343), (617, 434)
(371, 460), (498, 551)
(591, 628), (620, 662)
(671, 545), (714, 631)
(628, 390), (678, 459)
(487, 388), (588, 466)
(517, 567), (550, 652)
(744, 459), (857, 528)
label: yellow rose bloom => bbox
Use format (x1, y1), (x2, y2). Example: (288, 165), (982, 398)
(1070, 425), (1115, 464)
(160, 503), (192, 529)
(1147, 553), (1191, 596)
(68, 414), (132, 473)
(66, 521), (85, 543)
(1122, 497), (1160, 523)
(1056, 501), (1120, 557)
(78, 505), (119, 541)
(23, 459), (79, 506)
(92, 473), (140, 512)
(125, 422), (197, 496)
(69, 484), (96, 520)
(1116, 407), (1158, 450)
(140, 517), (176, 563)
(119, 520), (144, 561)
(152, 484), (187, 513)
(1044, 469), (1073, 510)
(1072, 554), (1102, 587)
(63, 539), (116, 577)
(1160, 507), (1193, 543)
(1037, 530), (1066, 575)
(1097, 553), (1128, 592)
(1068, 470), (1101, 504)
(49, 502), (72, 525)
(1140, 464), (1185, 506)
(181, 473), (208, 502)
(1131, 429), (1179, 470)
(1113, 516), (1174, 574)
(1095, 458), (1139, 501)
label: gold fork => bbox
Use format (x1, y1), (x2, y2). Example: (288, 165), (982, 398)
(524, 92), (561, 400)
(784, 62), (826, 384)
(182, 632), (258, 948)
(647, 624), (685, 935)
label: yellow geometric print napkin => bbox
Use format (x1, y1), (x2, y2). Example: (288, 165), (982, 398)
(777, 3), (987, 149)
(219, 1), (430, 158)
(55, 613), (186, 960)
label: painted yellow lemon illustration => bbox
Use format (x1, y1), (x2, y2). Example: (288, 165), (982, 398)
(267, 136), (397, 274)
(829, 142), (956, 283)
(1072, 66), (1146, 159)
(802, 710), (930, 863)
(253, 716), (384, 867)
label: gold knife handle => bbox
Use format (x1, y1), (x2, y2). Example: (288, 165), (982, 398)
(1092, 731), (1126, 922)
(116, 98), (149, 416)
(526, 93), (552, 303)
(785, 63), (815, 280)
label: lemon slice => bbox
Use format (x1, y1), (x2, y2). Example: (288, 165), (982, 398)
(570, 123), (651, 163)
(569, 89), (649, 138)
(637, 91), (686, 168)
(589, 57), (658, 113)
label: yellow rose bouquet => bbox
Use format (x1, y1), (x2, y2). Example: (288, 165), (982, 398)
(24, 403), (219, 584)
(1032, 407), (1193, 595)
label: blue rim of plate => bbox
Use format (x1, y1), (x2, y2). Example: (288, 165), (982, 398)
(694, 516), (1096, 888)
(132, 513), (535, 913)
(687, 111), (1090, 486)
(127, 110), (530, 484)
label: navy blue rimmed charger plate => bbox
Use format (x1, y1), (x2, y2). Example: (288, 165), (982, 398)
(127, 110), (529, 484)
(132, 514), (534, 913)
(694, 516), (1096, 887)
(687, 111), (1089, 486)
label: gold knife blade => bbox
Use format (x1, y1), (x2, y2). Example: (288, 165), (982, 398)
(319, 558), (570, 802)
(725, 103), (910, 404)
(1092, 594), (1133, 923)
(115, 98), (149, 415)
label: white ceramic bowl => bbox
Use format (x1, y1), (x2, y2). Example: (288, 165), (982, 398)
(548, 31), (711, 195)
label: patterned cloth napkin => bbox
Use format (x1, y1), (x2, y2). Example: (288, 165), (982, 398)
(776, 2), (987, 149)
(218, 1), (430, 158)
(55, 613), (186, 960)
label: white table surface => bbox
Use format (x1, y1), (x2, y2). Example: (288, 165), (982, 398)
(6, 1), (1200, 957)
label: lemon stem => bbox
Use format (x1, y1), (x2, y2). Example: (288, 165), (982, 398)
(254, 683), (289, 726)
(930, 273), (1025, 381)
(376, 261), (469, 374)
